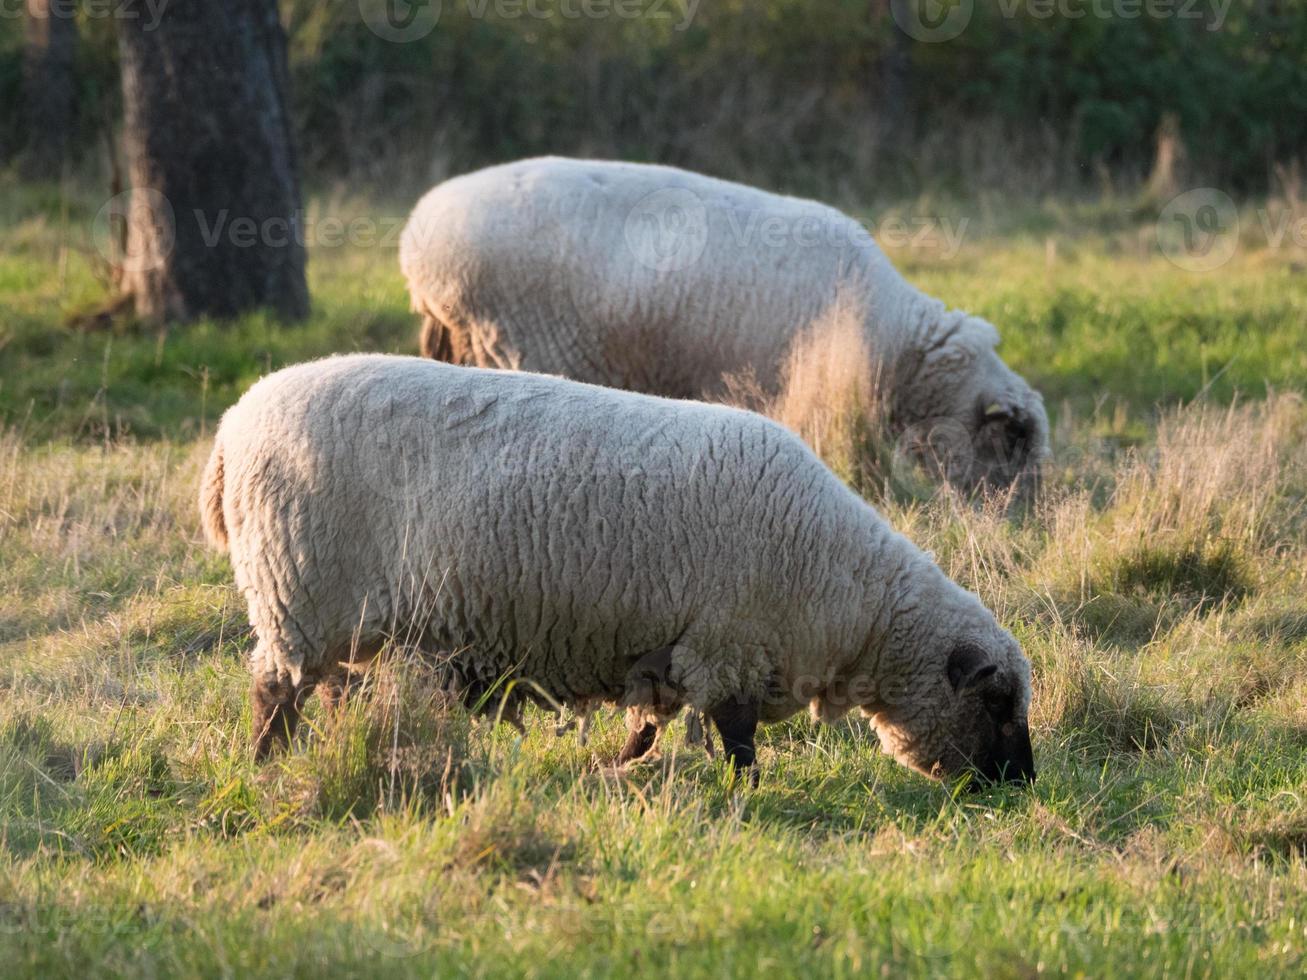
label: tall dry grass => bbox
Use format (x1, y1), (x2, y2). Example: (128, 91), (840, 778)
(2, 386), (1305, 975)
(725, 295), (904, 496)
(742, 371), (1307, 760)
(912, 394), (1306, 759)
(1030, 395), (1307, 640)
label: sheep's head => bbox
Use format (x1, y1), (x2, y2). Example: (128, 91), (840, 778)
(866, 614), (1035, 787)
(962, 354), (1049, 494)
(896, 315), (1049, 495)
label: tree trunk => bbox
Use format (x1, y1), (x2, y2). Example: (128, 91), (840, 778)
(117, 0), (308, 323)
(21, 0), (78, 178)
(871, 1), (912, 154)
(1145, 112), (1186, 204)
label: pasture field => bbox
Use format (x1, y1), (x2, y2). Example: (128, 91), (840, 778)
(1, 182), (1305, 977)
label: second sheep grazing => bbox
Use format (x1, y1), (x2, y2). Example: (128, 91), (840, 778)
(200, 355), (1035, 785)
(400, 157), (1049, 493)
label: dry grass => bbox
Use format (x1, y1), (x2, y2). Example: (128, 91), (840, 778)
(725, 294), (912, 497)
(2, 201), (1306, 975)
(759, 297), (885, 484)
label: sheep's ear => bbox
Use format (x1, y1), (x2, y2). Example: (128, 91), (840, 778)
(978, 398), (1033, 448)
(947, 645), (997, 692)
(982, 400), (1016, 422)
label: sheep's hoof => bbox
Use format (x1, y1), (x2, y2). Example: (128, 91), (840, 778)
(250, 676), (303, 761)
(614, 721), (659, 765)
(709, 696), (759, 777)
(734, 764), (761, 789)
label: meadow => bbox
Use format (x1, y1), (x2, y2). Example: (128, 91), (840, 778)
(1, 181), (1305, 977)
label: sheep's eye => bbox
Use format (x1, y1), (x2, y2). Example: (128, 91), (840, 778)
(984, 691), (1013, 722)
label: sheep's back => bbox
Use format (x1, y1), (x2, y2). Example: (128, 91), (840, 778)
(400, 158), (917, 396)
(215, 355), (870, 694)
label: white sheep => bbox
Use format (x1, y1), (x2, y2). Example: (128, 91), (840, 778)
(399, 157), (1048, 492)
(201, 354), (1035, 784)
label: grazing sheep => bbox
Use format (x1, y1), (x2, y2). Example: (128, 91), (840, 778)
(201, 354), (1035, 785)
(399, 157), (1048, 492)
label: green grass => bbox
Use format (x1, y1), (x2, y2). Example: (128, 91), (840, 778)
(1, 176), (1306, 977)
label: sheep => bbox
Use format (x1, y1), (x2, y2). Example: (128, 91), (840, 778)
(200, 354), (1035, 785)
(399, 157), (1048, 493)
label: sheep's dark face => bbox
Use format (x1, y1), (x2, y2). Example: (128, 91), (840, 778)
(898, 319), (1049, 495)
(934, 644), (1036, 785)
(938, 349), (1049, 494)
(964, 385), (1049, 495)
(869, 641), (1035, 787)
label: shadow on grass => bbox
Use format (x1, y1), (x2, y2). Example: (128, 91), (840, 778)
(1059, 542), (1252, 649)
(591, 718), (1040, 841)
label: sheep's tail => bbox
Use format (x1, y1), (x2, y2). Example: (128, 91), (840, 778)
(199, 437), (228, 551)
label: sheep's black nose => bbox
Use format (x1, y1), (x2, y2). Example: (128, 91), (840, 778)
(971, 722), (1036, 789)
(1002, 761), (1036, 785)
(967, 762), (1035, 791)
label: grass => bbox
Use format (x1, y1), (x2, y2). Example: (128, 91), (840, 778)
(1, 174), (1306, 977)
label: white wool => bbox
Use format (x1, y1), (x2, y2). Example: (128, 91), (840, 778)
(400, 157), (1049, 488)
(203, 354), (1032, 777)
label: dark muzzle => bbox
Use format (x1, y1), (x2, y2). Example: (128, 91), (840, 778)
(975, 721), (1036, 787)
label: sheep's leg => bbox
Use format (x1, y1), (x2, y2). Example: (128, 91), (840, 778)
(251, 672), (306, 761)
(317, 638), (385, 719)
(708, 696), (759, 775)
(554, 703), (595, 746)
(316, 668), (349, 719)
(614, 644), (682, 765)
(686, 710), (716, 759)
(615, 720), (659, 765)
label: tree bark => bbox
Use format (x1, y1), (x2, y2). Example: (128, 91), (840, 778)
(21, 0), (78, 178)
(872, 0), (912, 153)
(117, 0), (308, 323)
(1145, 112), (1186, 204)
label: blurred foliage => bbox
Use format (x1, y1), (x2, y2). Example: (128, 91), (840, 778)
(0, 1), (1305, 195)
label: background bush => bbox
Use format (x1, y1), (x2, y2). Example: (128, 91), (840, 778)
(2, 0), (1305, 198)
